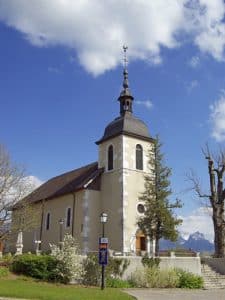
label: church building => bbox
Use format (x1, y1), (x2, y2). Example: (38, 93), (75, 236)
(17, 51), (155, 255)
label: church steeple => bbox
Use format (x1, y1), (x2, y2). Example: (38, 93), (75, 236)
(118, 46), (134, 116)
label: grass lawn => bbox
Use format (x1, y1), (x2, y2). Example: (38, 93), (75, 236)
(0, 277), (134, 300)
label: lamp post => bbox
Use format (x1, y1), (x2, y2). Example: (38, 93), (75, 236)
(100, 212), (108, 290)
(59, 218), (64, 250)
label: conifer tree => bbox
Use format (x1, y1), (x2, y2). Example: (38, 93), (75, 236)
(137, 136), (182, 256)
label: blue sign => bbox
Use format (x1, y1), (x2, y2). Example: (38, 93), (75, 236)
(99, 237), (108, 244)
(99, 248), (108, 265)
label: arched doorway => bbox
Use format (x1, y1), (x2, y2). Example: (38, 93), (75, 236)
(136, 230), (146, 255)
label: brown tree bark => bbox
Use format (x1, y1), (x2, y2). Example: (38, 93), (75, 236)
(206, 156), (225, 257)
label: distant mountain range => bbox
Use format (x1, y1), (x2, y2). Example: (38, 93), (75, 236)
(159, 231), (214, 252)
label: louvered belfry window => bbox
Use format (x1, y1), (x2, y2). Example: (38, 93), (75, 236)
(108, 145), (113, 170)
(136, 144), (143, 170)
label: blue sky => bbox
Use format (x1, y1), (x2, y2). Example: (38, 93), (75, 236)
(1, 0), (225, 240)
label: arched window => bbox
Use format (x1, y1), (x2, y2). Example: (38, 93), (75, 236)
(108, 145), (114, 170)
(66, 207), (71, 228)
(136, 144), (143, 170)
(46, 212), (50, 230)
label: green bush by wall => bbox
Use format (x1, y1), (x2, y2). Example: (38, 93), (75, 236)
(11, 254), (60, 282)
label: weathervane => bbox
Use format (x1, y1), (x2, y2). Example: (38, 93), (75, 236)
(123, 45), (128, 69)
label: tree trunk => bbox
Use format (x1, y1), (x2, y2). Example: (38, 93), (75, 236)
(213, 205), (225, 257)
(207, 157), (225, 257)
(155, 237), (159, 257)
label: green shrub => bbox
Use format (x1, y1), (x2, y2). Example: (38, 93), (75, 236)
(156, 268), (179, 288)
(82, 254), (101, 286)
(129, 267), (202, 289)
(2, 253), (13, 267)
(128, 269), (148, 287)
(145, 266), (160, 287)
(144, 266), (179, 288)
(106, 277), (133, 288)
(82, 254), (130, 286)
(177, 269), (204, 289)
(106, 257), (130, 279)
(11, 254), (59, 282)
(0, 253), (13, 268)
(141, 255), (160, 268)
(0, 267), (9, 278)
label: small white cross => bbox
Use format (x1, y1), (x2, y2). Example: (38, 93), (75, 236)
(123, 45), (128, 68)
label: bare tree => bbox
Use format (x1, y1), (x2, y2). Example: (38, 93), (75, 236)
(189, 146), (225, 257)
(0, 144), (39, 244)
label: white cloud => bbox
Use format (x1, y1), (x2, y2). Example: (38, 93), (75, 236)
(136, 100), (153, 110)
(189, 56), (200, 68)
(179, 207), (213, 241)
(0, 175), (43, 206)
(193, 1), (225, 61)
(19, 175), (43, 198)
(23, 176), (43, 190)
(210, 93), (225, 142)
(0, 0), (225, 75)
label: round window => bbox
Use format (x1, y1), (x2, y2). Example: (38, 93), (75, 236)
(137, 203), (145, 214)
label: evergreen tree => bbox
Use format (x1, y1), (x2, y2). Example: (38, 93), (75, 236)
(137, 136), (182, 256)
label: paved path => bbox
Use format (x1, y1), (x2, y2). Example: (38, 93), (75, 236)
(124, 288), (225, 300)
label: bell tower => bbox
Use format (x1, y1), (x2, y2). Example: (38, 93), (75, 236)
(96, 47), (155, 254)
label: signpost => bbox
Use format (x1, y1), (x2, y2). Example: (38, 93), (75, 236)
(99, 237), (108, 289)
(99, 212), (108, 290)
(99, 238), (108, 265)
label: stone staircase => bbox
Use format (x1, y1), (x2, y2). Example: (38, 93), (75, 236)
(201, 263), (225, 289)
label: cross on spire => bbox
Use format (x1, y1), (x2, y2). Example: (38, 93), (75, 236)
(118, 45), (134, 116)
(123, 45), (128, 70)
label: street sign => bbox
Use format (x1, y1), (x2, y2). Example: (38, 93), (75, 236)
(99, 237), (108, 265)
(99, 237), (108, 244)
(99, 243), (107, 249)
(99, 248), (108, 265)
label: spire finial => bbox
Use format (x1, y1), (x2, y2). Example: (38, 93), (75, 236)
(118, 45), (134, 116)
(122, 45), (129, 90)
(123, 45), (128, 70)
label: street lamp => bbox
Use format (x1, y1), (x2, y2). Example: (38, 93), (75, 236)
(100, 212), (108, 237)
(100, 212), (108, 290)
(59, 218), (64, 250)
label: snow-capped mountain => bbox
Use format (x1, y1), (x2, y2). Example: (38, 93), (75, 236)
(159, 231), (214, 252)
(184, 231), (214, 252)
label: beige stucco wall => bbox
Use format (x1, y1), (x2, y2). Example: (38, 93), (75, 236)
(121, 256), (202, 279)
(72, 190), (85, 250)
(21, 189), (101, 253)
(40, 189), (99, 252)
(98, 134), (154, 254)
(122, 136), (154, 253)
(82, 189), (101, 253)
(40, 193), (75, 251)
(100, 170), (123, 252)
(98, 136), (124, 252)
